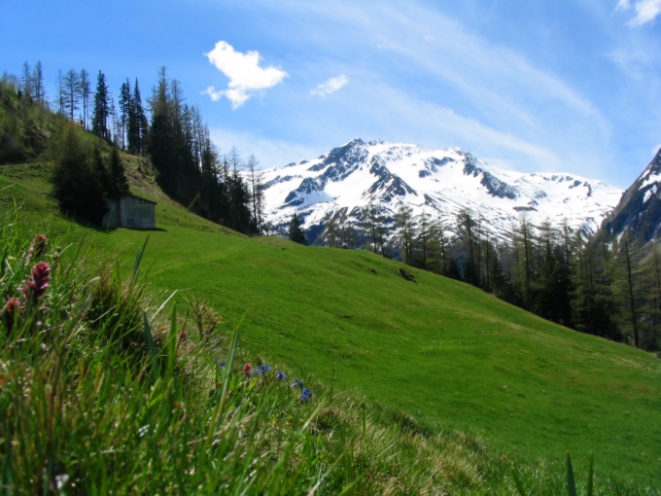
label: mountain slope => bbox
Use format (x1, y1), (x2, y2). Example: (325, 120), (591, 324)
(3, 151), (659, 485)
(262, 139), (622, 244)
(598, 147), (661, 245)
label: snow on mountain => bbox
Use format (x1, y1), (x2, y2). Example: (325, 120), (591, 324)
(598, 147), (661, 245)
(261, 138), (622, 245)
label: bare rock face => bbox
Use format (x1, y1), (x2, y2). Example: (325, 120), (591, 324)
(598, 148), (661, 246)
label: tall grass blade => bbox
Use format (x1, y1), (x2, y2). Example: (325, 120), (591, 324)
(587, 453), (594, 496)
(150, 289), (178, 321)
(567, 454), (577, 496)
(219, 312), (243, 403)
(131, 236), (149, 287)
(143, 312), (159, 383)
(2, 419), (12, 496)
(167, 304), (177, 376)
(206, 310), (246, 446)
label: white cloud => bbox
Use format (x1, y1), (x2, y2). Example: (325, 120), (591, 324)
(617, 0), (661, 26)
(310, 74), (349, 96)
(203, 40), (288, 109)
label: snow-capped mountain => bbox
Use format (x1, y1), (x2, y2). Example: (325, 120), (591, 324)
(261, 138), (622, 245)
(598, 147), (661, 246)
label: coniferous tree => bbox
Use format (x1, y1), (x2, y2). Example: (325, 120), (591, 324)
(457, 209), (478, 285)
(57, 70), (66, 116)
(413, 210), (430, 269)
(131, 79), (148, 155)
(512, 215), (535, 310)
(149, 67), (178, 197)
(571, 238), (619, 340)
(20, 61), (32, 102)
(118, 79), (131, 149)
(610, 235), (641, 346)
(62, 68), (80, 122)
(227, 167), (252, 233)
(534, 220), (572, 323)
(109, 146), (130, 198)
(323, 212), (341, 248)
(395, 205), (414, 264)
(363, 203), (388, 256)
(288, 213), (307, 245)
(637, 241), (661, 349)
(247, 154), (264, 234)
(52, 123), (107, 224)
(339, 210), (356, 248)
(79, 69), (91, 128)
(33, 61), (45, 105)
(426, 216), (449, 275)
(92, 71), (111, 140)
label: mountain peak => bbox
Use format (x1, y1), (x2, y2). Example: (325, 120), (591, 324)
(262, 140), (622, 245)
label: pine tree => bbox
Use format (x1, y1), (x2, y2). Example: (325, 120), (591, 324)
(109, 147), (130, 198)
(52, 124), (107, 224)
(227, 168), (252, 233)
(118, 79), (131, 149)
(149, 67), (177, 196)
(288, 213), (307, 245)
(131, 79), (147, 155)
(92, 71), (111, 140)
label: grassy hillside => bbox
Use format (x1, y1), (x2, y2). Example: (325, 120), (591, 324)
(2, 156), (661, 491)
(101, 222), (661, 482)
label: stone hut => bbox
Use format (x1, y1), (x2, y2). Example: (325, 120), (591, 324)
(103, 195), (156, 229)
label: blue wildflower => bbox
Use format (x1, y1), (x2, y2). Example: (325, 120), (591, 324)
(276, 370), (288, 381)
(214, 358), (226, 368)
(253, 364), (271, 375)
(299, 387), (313, 402)
(291, 378), (303, 389)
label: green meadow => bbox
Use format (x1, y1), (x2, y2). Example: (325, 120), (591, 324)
(2, 160), (661, 493)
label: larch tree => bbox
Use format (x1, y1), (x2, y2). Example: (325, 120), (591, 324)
(62, 68), (80, 122)
(79, 69), (91, 128)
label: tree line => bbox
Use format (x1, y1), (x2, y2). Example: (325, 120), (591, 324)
(9, 61), (264, 236)
(316, 205), (660, 351)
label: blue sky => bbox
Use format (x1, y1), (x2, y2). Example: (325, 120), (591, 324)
(2, 0), (660, 188)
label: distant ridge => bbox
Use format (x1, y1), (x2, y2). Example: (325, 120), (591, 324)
(261, 138), (622, 244)
(598, 147), (661, 246)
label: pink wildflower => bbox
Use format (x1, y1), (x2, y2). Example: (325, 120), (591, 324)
(24, 261), (50, 304)
(24, 234), (48, 267)
(2, 297), (22, 332)
(243, 363), (252, 376)
(33, 234), (48, 259)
